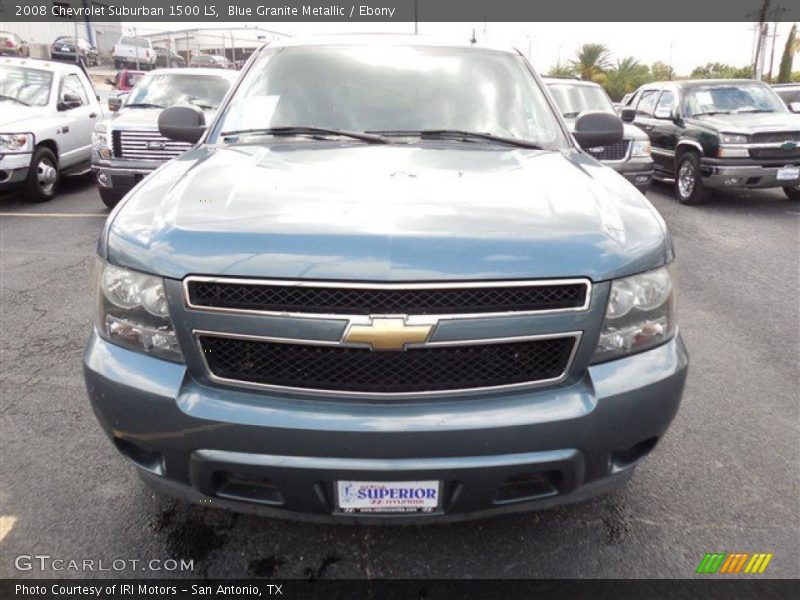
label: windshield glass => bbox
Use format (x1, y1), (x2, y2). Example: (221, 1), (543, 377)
(120, 37), (149, 48)
(126, 73), (231, 109)
(214, 45), (567, 148)
(0, 66), (53, 106)
(684, 83), (786, 116)
(546, 82), (614, 116)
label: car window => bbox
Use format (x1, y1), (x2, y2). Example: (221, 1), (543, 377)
(775, 89), (799, 105)
(216, 45), (569, 149)
(0, 65), (53, 106)
(635, 90), (659, 116)
(546, 82), (615, 116)
(121, 36), (149, 48)
(127, 73), (232, 109)
(654, 90), (675, 118)
(61, 73), (88, 106)
(683, 83), (786, 116)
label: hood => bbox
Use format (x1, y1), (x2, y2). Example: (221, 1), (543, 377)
(563, 117), (647, 141)
(112, 106), (218, 127)
(686, 111), (800, 134)
(105, 143), (669, 282)
(0, 103), (50, 128)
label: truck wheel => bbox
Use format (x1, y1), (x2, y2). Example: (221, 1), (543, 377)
(674, 152), (709, 205)
(783, 185), (800, 201)
(23, 146), (59, 203)
(99, 188), (123, 209)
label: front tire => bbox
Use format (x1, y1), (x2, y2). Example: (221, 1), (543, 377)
(783, 185), (800, 201)
(99, 188), (123, 209)
(24, 146), (59, 203)
(674, 152), (709, 205)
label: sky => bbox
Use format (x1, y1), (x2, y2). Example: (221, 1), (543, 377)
(134, 21), (797, 77)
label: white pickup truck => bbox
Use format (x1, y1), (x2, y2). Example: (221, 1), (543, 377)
(0, 57), (103, 202)
(112, 36), (157, 70)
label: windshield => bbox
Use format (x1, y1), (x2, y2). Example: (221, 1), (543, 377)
(120, 37), (149, 48)
(213, 45), (568, 148)
(547, 82), (614, 116)
(684, 84), (786, 116)
(0, 66), (53, 106)
(126, 73), (231, 109)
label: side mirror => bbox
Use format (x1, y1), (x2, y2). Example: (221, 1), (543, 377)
(620, 107), (636, 122)
(158, 105), (206, 144)
(789, 102), (800, 114)
(58, 93), (82, 111)
(573, 111), (624, 148)
(108, 95), (125, 112)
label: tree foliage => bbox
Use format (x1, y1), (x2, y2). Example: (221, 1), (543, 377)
(650, 61), (673, 81)
(690, 62), (752, 79)
(570, 43), (612, 82)
(547, 62), (577, 78)
(604, 57), (651, 101)
(777, 23), (797, 83)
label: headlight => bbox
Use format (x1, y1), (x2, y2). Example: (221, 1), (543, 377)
(0, 133), (34, 153)
(92, 123), (111, 159)
(720, 133), (747, 144)
(630, 139), (651, 157)
(94, 260), (183, 362)
(592, 265), (676, 363)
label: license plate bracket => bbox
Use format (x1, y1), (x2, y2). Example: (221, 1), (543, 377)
(336, 480), (440, 514)
(777, 166), (800, 181)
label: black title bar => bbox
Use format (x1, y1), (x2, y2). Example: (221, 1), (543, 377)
(1, 0), (799, 22)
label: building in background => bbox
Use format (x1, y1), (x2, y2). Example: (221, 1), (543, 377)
(143, 27), (287, 65)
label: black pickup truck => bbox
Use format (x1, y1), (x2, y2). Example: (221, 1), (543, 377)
(623, 79), (800, 204)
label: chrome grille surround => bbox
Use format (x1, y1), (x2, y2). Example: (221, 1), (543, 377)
(114, 129), (193, 160)
(183, 277), (592, 399)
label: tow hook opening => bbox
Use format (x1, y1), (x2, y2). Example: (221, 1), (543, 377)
(610, 437), (659, 472)
(212, 471), (284, 506)
(113, 438), (164, 475)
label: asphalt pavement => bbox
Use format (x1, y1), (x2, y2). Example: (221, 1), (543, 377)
(1, 176), (798, 579)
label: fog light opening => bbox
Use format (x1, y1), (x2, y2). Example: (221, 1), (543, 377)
(611, 437), (658, 472)
(113, 438), (164, 475)
(96, 171), (109, 186)
(213, 471), (284, 506)
(495, 471), (562, 504)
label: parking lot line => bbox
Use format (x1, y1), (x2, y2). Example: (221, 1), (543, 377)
(0, 212), (108, 218)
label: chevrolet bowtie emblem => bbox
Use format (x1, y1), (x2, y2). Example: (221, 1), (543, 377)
(344, 318), (433, 351)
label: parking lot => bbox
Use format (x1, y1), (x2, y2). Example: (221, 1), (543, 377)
(1, 179), (798, 579)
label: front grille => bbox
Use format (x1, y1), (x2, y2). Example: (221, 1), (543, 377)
(748, 147), (800, 160)
(199, 335), (577, 394)
(583, 140), (630, 161)
(114, 129), (192, 160)
(187, 280), (589, 315)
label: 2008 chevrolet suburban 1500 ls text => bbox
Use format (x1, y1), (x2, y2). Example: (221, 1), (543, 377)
(83, 38), (688, 523)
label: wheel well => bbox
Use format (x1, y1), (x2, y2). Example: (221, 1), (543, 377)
(36, 140), (59, 164)
(674, 143), (701, 169)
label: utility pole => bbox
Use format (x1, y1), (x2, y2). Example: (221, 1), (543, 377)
(767, 22), (778, 81)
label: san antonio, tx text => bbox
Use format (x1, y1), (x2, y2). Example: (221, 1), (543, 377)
(16, 584), (281, 596)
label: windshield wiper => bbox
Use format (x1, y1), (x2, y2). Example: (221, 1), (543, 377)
(561, 111), (581, 118)
(732, 108), (775, 114)
(368, 129), (545, 150)
(189, 102), (217, 110)
(124, 102), (166, 109)
(220, 126), (388, 144)
(0, 94), (29, 106)
(691, 111), (732, 117)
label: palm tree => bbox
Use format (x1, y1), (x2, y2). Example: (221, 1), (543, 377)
(571, 44), (612, 82)
(604, 57), (647, 101)
(777, 23), (797, 83)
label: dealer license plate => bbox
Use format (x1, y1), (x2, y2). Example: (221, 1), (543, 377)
(336, 480), (439, 513)
(777, 166), (800, 181)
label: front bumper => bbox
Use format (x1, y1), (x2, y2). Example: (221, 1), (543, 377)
(0, 152), (32, 191)
(92, 156), (160, 196)
(609, 157), (654, 193)
(83, 332), (688, 523)
(700, 157), (800, 189)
